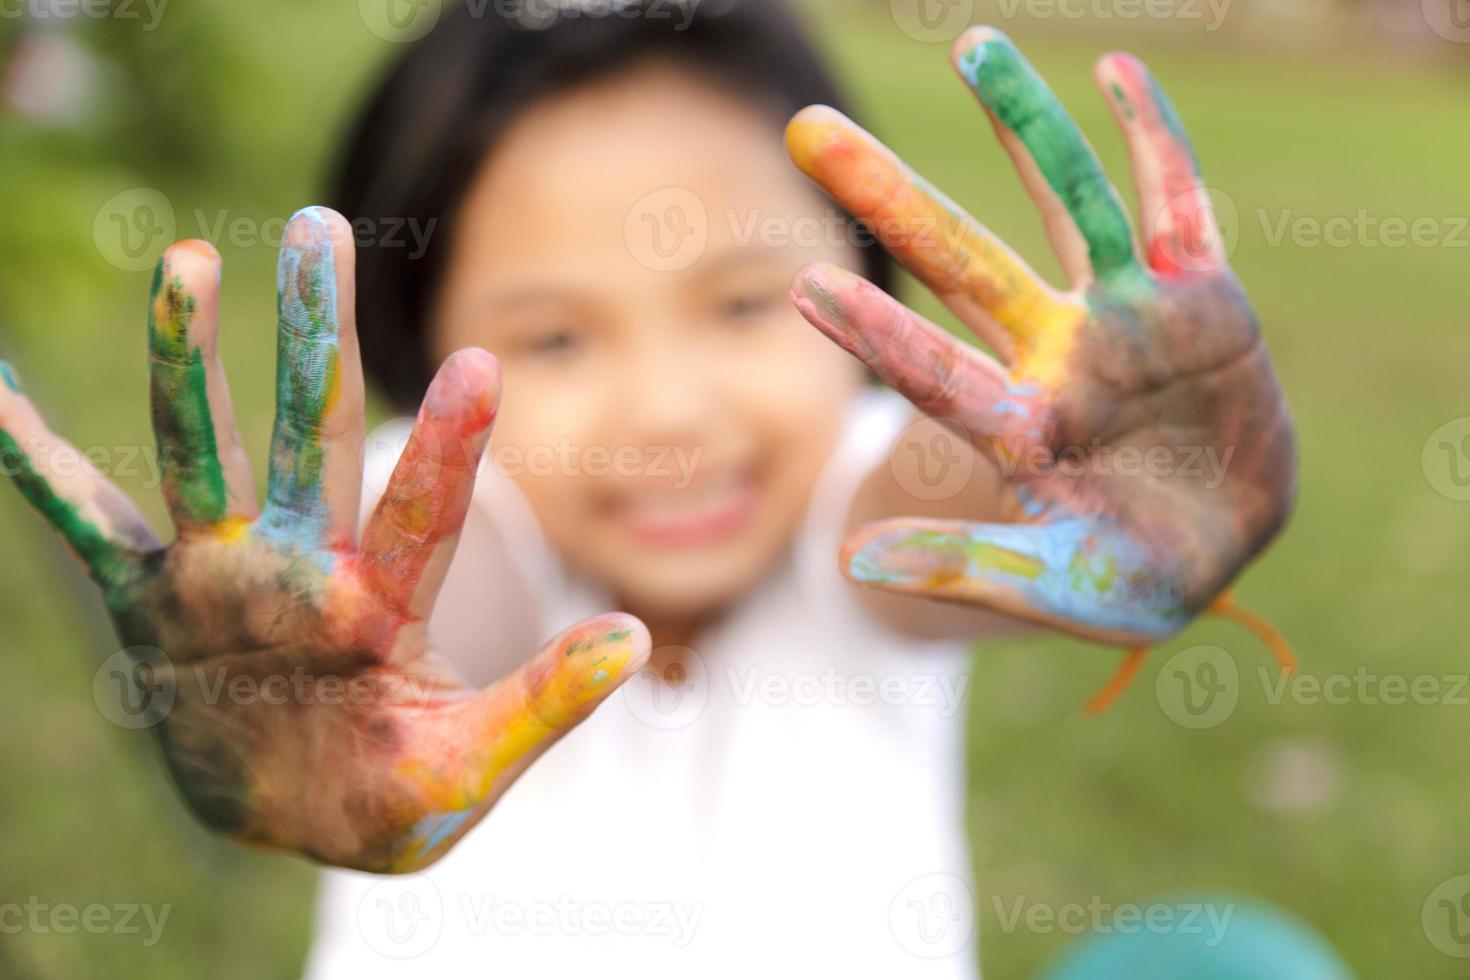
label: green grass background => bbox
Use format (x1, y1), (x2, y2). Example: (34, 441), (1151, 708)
(1, 2), (1467, 977)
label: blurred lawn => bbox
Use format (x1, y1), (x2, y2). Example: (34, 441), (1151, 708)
(1, 3), (1468, 978)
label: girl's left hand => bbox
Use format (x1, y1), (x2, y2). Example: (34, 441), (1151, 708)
(786, 28), (1296, 649)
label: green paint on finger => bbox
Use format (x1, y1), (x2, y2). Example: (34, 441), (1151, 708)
(1109, 82), (1133, 120)
(149, 269), (228, 525)
(0, 427), (124, 583)
(957, 37), (1139, 282)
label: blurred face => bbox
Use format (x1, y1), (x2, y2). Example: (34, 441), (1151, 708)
(433, 60), (865, 624)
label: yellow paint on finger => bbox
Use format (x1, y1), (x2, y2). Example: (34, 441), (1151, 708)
(787, 112), (1087, 384)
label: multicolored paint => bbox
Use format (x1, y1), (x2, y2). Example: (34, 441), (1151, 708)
(150, 262), (229, 527)
(955, 35), (1143, 290)
(847, 515), (1192, 641)
(1101, 52), (1224, 277)
(787, 30), (1297, 699)
(787, 107), (1088, 389)
(256, 207), (344, 553)
(389, 620), (639, 872)
(0, 360), (159, 588)
(0, 205), (651, 873)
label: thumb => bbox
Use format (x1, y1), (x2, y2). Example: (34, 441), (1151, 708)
(841, 516), (1192, 647)
(392, 613), (650, 870)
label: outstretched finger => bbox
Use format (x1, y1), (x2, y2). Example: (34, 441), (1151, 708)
(359, 349), (501, 621)
(391, 613), (651, 872)
(841, 515), (1192, 646)
(786, 105), (1082, 365)
(953, 28), (1142, 288)
(259, 207), (366, 553)
(791, 263), (1049, 459)
(1095, 52), (1225, 277)
(0, 364), (159, 585)
(149, 241), (258, 533)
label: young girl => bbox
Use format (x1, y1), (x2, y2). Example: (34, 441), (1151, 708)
(0, 1), (1296, 977)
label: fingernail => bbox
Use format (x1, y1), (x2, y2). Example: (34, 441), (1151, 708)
(0, 362), (21, 393)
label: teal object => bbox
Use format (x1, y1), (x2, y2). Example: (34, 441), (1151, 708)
(1039, 898), (1356, 980)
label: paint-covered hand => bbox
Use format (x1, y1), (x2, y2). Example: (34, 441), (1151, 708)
(787, 30), (1296, 647)
(0, 208), (649, 873)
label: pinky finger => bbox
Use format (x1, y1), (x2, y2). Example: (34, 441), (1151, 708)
(1095, 52), (1226, 277)
(841, 515), (1193, 646)
(0, 364), (160, 584)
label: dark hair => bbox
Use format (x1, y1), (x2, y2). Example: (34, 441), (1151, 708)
(329, 0), (894, 408)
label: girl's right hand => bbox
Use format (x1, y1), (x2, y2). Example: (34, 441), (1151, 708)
(0, 207), (649, 874)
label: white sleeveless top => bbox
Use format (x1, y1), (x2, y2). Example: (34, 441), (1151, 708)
(304, 390), (981, 980)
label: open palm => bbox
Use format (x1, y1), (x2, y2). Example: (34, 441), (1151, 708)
(787, 29), (1296, 649)
(0, 209), (648, 873)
